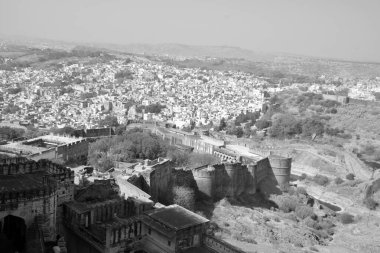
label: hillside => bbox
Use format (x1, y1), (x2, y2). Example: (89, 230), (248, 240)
(3, 36), (380, 79)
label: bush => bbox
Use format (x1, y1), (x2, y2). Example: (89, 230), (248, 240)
(334, 177), (344, 184)
(295, 205), (315, 219)
(299, 173), (307, 180)
(318, 219), (334, 230)
(363, 197), (378, 210)
(304, 217), (318, 229)
(296, 187), (307, 195)
(276, 195), (299, 213)
(313, 174), (330, 186)
(339, 213), (354, 224)
(346, 173), (355, 180)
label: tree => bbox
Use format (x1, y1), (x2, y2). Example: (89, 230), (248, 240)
(99, 115), (119, 127)
(295, 205), (315, 219)
(346, 173), (355, 180)
(301, 117), (324, 137)
(219, 118), (227, 131)
(255, 119), (271, 130)
(0, 127), (25, 140)
(52, 126), (76, 136)
(269, 114), (302, 138)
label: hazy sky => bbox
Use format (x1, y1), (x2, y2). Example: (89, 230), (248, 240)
(1, 0), (380, 62)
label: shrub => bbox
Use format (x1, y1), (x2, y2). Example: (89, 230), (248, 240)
(318, 219), (334, 230)
(295, 205), (315, 219)
(313, 174), (330, 186)
(276, 195), (299, 213)
(299, 173), (307, 180)
(339, 213), (354, 224)
(296, 187), (307, 195)
(284, 212), (298, 222)
(363, 197), (378, 210)
(304, 217), (318, 229)
(334, 177), (344, 185)
(346, 173), (355, 180)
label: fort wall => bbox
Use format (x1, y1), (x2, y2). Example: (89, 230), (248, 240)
(149, 160), (175, 205)
(0, 159), (75, 233)
(268, 156), (292, 188)
(203, 235), (245, 253)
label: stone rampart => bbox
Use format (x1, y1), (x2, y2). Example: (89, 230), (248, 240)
(203, 235), (245, 253)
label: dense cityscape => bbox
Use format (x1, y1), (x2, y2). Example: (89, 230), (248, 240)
(1, 1), (380, 253)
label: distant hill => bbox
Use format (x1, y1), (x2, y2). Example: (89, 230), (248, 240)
(2, 35), (380, 79)
(103, 43), (276, 62)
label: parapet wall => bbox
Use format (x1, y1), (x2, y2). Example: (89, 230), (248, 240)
(203, 235), (245, 253)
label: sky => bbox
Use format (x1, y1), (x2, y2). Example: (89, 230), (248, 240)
(1, 0), (380, 62)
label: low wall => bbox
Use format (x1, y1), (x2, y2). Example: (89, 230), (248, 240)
(203, 235), (245, 253)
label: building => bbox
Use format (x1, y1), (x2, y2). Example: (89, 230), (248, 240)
(0, 134), (89, 163)
(139, 205), (209, 253)
(0, 158), (74, 252)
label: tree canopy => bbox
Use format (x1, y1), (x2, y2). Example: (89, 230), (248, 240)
(88, 129), (168, 172)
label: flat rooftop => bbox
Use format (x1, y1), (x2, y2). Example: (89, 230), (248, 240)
(146, 204), (209, 231)
(0, 134), (83, 155)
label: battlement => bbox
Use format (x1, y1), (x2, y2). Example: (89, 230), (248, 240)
(0, 158), (74, 179)
(0, 156), (29, 165)
(192, 165), (216, 178)
(224, 162), (244, 171)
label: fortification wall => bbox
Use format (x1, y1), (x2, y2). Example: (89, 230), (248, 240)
(203, 235), (245, 253)
(268, 156), (292, 188)
(29, 148), (56, 161)
(224, 163), (246, 197)
(56, 139), (89, 162)
(193, 163), (256, 200)
(0, 157), (29, 165)
(192, 166), (216, 198)
(149, 161), (175, 205)
(0, 194), (57, 228)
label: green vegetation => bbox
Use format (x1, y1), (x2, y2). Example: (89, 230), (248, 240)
(51, 126), (76, 136)
(7, 87), (22, 94)
(115, 69), (133, 80)
(363, 197), (378, 210)
(334, 177), (344, 185)
(339, 213), (354, 224)
(88, 128), (168, 171)
(295, 205), (315, 219)
(98, 115), (119, 127)
(0, 127), (25, 140)
(136, 103), (166, 114)
(312, 174), (330, 186)
(345, 173), (355, 181)
(3, 104), (21, 114)
(167, 150), (220, 168)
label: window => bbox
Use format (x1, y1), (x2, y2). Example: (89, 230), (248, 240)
(148, 228), (151, 235)
(168, 241), (171, 246)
